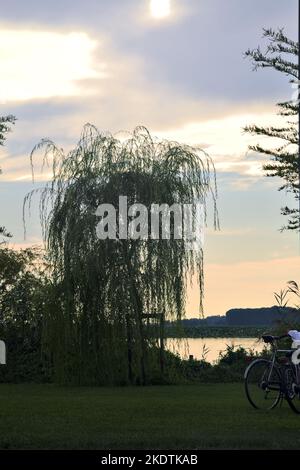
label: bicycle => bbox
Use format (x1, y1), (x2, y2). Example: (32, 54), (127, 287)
(244, 334), (300, 414)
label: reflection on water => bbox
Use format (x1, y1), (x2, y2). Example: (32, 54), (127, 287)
(166, 337), (265, 364)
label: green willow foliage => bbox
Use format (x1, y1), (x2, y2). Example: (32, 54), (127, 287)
(0, 247), (51, 383)
(0, 115), (16, 147)
(0, 114), (16, 241)
(26, 125), (218, 385)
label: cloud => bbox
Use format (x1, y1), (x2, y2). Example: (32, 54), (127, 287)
(154, 112), (287, 156)
(0, 29), (104, 102)
(0, 150), (33, 181)
(0, 107), (289, 182)
(153, 111), (292, 181)
(0, 15), (294, 185)
(205, 227), (255, 237)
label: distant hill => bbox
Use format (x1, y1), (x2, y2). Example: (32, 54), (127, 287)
(167, 306), (300, 328)
(226, 306), (300, 326)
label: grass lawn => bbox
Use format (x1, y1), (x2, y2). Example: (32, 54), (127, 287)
(0, 382), (300, 449)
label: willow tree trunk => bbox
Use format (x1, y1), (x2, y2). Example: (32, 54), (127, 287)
(125, 313), (133, 384)
(159, 311), (165, 375)
(122, 242), (147, 385)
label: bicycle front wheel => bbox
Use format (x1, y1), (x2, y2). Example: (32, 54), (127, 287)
(284, 366), (300, 414)
(244, 359), (281, 411)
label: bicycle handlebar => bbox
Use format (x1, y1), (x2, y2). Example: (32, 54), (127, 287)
(276, 334), (290, 340)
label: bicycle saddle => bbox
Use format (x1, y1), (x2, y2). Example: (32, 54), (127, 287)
(262, 335), (275, 343)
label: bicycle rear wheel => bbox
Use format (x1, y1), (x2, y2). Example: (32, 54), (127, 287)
(245, 359), (281, 410)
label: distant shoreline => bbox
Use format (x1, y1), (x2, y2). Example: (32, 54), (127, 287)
(165, 326), (267, 338)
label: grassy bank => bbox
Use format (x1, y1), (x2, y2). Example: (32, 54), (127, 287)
(0, 383), (299, 449)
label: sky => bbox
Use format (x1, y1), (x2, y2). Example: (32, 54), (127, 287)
(0, 0), (299, 316)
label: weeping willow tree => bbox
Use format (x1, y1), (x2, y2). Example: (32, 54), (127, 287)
(26, 125), (218, 385)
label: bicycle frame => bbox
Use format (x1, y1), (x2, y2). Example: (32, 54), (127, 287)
(266, 339), (300, 391)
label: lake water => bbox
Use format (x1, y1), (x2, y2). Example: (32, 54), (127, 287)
(166, 337), (265, 364)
